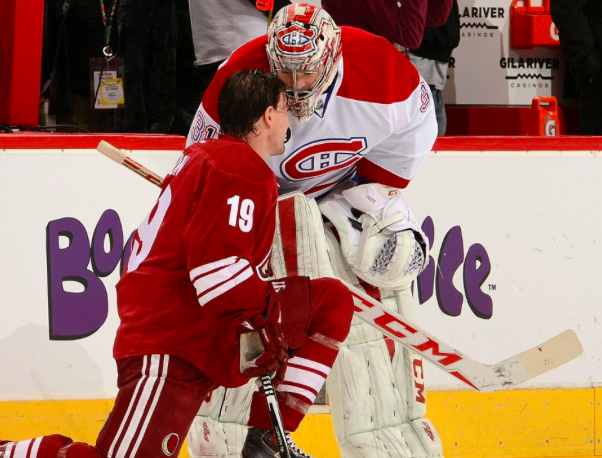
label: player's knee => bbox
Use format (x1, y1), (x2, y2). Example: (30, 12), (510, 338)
(312, 278), (354, 324)
(59, 441), (103, 458)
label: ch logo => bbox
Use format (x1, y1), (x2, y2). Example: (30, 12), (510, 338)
(282, 31), (311, 46)
(281, 137), (368, 181)
(276, 24), (317, 56)
(162, 433), (180, 456)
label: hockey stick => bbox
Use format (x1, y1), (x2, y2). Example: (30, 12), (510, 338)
(348, 288), (581, 391)
(97, 140), (164, 187)
(260, 375), (292, 458)
(96, 140), (584, 392)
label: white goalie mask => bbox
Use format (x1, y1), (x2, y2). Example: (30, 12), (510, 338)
(319, 183), (429, 291)
(266, 3), (342, 122)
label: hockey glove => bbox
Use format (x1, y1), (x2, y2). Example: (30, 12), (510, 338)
(239, 288), (289, 385)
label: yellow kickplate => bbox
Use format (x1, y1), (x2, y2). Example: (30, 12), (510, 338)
(0, 399), (114, 442)
(595, 388), (602, 456)
(426, 389), (595, 458)
(291, 412), (342, 458)
(0, 388), (597, 458)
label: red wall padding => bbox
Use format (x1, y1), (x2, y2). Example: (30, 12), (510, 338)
(445, 105), (580, 136)
(0, 0), (44, 127)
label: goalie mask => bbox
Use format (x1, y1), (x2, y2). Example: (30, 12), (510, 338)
(267, 3), (342, 122)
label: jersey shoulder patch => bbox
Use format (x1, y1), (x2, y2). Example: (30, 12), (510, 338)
(337, 27), (420, 104)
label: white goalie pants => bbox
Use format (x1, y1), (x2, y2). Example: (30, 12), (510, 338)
(188, 193), (443, 458)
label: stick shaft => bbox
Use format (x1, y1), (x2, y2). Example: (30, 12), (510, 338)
(260, 375), (291, 458)
(122, 156), (165, 187)
(96, 140), (165, 187)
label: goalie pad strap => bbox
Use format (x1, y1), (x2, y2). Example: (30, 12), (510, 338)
(310, 332), (343, 350)
(371, 213), (406, 236)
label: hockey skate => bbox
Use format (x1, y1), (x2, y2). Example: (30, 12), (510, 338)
(242, 427), (315, 458)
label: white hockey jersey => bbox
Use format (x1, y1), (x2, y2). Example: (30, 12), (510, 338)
(186, 27), (438, 198)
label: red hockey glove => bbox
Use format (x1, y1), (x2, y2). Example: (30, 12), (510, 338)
(239, 277), (313, 385)
(239, 292), (289, 385)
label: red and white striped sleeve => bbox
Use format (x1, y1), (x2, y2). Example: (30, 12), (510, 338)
(188, 256), (254, 307)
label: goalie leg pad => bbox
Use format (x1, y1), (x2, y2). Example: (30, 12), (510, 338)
(270, 192), (336, 279)
(326, 302), (443, 458)
(188, 383), (257, 458)
(188, 415), (249, 458)
(410, 419), (444, 458)
(336, 421), (443, 458)
(324, 227), (443, 458)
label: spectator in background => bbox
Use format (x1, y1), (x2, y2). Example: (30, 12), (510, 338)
(115, 0), (180, 133)
(322, 0), (453, 50)
(42, 0), (115, 132)
(408, 0), (459, 135)
(551, 0), (602, 135)
(171, 0), (204, 135)
(321, 0), (456, 135)
(182, 0), (291, 135)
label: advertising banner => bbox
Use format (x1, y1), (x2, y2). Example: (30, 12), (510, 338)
(0, 142), (600, 400)
(445, 0), (565, 105)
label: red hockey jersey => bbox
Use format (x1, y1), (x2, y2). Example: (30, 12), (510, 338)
(114, 135), (278, 388)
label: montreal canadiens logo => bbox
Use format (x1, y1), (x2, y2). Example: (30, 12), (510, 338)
(281, 137), (368, 181)
(282, 31), (311, 47)
(277, 24), (317, 56)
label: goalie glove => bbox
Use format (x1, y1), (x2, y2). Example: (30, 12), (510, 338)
(320, 183), (429, 290)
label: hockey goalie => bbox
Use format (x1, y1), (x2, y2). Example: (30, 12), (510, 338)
(185, 3), (443, 458)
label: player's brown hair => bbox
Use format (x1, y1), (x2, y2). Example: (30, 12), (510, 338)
(218, 69), (287, 139)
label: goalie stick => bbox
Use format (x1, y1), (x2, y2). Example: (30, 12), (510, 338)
(96, 140), (584, 392)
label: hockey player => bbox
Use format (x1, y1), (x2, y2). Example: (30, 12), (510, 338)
(185, 4), (443, 458)
(0, 69), (354, 458)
